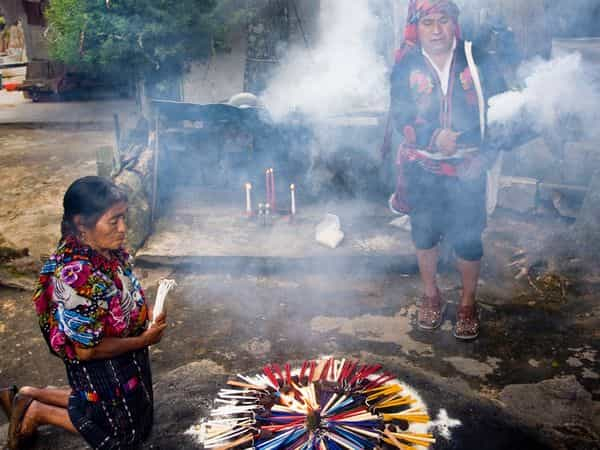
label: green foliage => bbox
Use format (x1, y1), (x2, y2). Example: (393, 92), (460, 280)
(45, 0), (251, 80)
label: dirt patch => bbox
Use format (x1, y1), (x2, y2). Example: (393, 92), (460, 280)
(0, 128), (112, 259)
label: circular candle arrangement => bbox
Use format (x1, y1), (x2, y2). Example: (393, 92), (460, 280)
(196, 358), (436, 449)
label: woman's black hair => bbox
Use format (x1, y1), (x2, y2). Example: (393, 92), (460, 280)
(61, 176), (128, 238)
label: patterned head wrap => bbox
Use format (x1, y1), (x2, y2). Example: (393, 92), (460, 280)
(395, 0), (461, 62)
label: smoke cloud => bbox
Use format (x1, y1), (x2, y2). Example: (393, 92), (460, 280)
(261, 0), (389, 123)
(489, 52), (600, 143)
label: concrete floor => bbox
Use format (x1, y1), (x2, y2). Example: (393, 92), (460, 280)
(0, 124), (599, 449)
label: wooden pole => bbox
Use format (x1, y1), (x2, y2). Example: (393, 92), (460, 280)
(151, 113), (160, 223)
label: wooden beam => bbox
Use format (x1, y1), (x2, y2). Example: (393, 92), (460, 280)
(151, 113), (160, 223)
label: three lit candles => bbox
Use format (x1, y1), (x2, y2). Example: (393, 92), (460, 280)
(244, 169), (296, 217)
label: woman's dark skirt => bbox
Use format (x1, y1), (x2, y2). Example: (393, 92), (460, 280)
(66, 348), (154, 450)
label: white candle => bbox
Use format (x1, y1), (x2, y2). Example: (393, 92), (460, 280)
(245, 183), (252, 214)
(290, 184), (296, 216)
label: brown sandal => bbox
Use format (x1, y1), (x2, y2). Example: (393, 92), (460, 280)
(0, 385), (18, 419)
(417, 292), (446, 330)
(454, 304), (480, 340)
(7, 393), (34, 450)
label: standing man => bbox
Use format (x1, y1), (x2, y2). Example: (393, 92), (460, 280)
(389, 0), (506, 340)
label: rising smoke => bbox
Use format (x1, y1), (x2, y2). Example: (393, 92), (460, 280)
(259, 0), (600, 195)
(260, 0), (390, 122)
(488, 52), (600, 148)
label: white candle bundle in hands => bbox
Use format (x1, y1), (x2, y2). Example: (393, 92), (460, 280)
(152, 279), (177, 324)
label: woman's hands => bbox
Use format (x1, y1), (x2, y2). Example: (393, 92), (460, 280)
(142, 311), (167, 347)
(74, 309), (168, 361)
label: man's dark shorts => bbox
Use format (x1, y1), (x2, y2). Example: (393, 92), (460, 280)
(406, 162), (486, 261)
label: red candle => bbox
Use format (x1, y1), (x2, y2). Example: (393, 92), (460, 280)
(265, 169), (271, 207)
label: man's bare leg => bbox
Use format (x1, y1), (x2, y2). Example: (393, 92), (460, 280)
(456, 257), (480, 307)
(416, 247), (439, 298)
(416, 246), (445, 329)
(454, 257), (481, 339)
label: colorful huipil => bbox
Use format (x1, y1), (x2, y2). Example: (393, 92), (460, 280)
(390, 41), (506, 177)
(33, 236), (154, 450)
(388, 35), (507, 215)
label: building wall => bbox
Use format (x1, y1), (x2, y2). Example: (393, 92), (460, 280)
(288, 0), (320, 47)
(182, 31), (248, 104)
(24, 22), (47, 60)
(182, 0), (319, 103)
(1, 0), (49, 61)
(0, 0), (22, 24)
(497, 0), (550, 58)
(454, 0), (550, 58)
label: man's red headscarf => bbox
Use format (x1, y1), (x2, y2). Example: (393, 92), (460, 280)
(395, 0), (462, 63)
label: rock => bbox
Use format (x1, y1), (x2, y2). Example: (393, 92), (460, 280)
(497, 176), (537, 213)
(0, 244), (39, 291)
(152, 361), (229, 449)
(502, 138), (559, 183)
(575, 170), (600, 260)
(134, 145), (156, 195)
(0, 246), (29, 263)
(243, 337), (272, 356)
(95, 145), (118, 178)
(499, 376), (599, 448)
(0, 255), (40, 290)
(114, 169), (152, 252)
(536, 182), (587, 218)
(563, 141), (600, 186)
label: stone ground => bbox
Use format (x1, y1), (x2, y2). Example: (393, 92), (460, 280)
(0, 90), (135, 126)
(0, 107), (599, 448)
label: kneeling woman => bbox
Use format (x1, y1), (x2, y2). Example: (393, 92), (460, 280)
(3, 176), (167, 450)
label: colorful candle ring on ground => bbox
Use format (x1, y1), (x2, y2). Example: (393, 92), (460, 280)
(191, 358), (447, 449)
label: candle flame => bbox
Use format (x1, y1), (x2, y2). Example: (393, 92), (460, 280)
(245, 182), (252, 189)
(290, 184), (295, 190)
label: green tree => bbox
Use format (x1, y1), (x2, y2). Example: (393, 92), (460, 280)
(45, 0), (252, 86)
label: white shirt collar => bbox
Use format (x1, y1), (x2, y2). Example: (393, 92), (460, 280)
(421, 38), (457, 96)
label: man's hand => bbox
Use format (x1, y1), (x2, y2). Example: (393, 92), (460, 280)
(435, 129), (460, 156)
